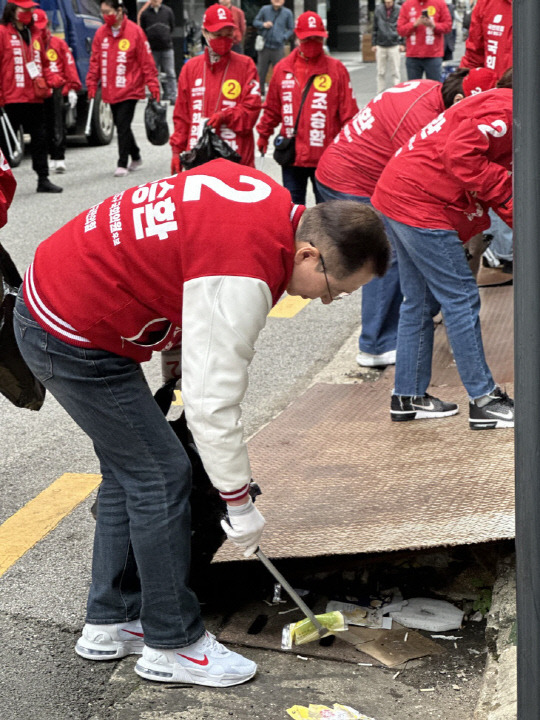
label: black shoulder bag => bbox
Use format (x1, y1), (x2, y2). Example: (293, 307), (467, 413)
(273, 75), (316, 167)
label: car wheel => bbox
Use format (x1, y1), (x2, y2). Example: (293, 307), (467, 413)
(87, 88), (114, 146)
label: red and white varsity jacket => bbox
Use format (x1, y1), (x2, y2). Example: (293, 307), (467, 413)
(170, 49), (261, 167)
(0, 149), (16, 228)
(23, 159), (304, 497)
(371, 88), (513, 242)
(461, 0), (512, 80)
(397, 0), (453, 59)
(0, 23), (62, 105)
(86, 16), (159, 104)
(256, 48), (358, 168)
(45, 35), (82, 95)
(316, 80), (445, 198)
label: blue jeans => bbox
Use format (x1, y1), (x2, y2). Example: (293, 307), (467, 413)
(282, 166), (323, 205)
(13, 292), (205, 650)
(152, 48), (177, 102)
(406, 56), (443, 81)
(316, 180), (402, 355)
(385, 217), (496, 400)
(488, 208), (513, 262)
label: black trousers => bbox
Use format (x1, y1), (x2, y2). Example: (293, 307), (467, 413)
(110, 99), (140, 169)
(44, 89), (66, 160)
(2, 102), (49, 179)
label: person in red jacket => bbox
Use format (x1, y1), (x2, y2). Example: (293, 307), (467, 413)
(397, 0), (453, 81)
(169, 4), (261, 173)
(33, 9), (82, 174)
(87, 0), (160, 177)
(371, 88), (513, 430)
(461, 0), (512, 80)
(0, 0), (64, 193)
(13, 158), (389, 685)
(315, 68), (496, 369)
(256, 11), (358, 205)
(0, 147), (16, 228)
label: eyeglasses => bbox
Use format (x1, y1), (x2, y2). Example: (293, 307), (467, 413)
(309, 242), (351, 301)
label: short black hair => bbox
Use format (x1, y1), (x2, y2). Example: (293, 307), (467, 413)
(297, 201), (390, 279)
(441, 68), (470, 108)
(497, 68), (513, 89)
(101, 0), (124, 11)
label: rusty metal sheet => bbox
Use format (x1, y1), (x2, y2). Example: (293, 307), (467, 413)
(215, 378), (514, 563)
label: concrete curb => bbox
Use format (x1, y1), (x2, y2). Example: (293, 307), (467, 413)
(474, 553), (517, 720)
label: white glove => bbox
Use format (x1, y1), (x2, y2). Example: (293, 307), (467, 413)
(220, 498), (266, 557)
(68, 89), (77, 108)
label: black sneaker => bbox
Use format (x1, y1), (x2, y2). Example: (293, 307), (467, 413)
(37, 177), (63, 193)
(390, 393), (459, 421)
(469, 388), (514, 430)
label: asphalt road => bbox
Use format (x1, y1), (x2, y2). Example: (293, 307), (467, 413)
(0, 51), (486, 720)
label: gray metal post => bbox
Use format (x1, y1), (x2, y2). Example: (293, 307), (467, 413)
(514, 1), (540, 717)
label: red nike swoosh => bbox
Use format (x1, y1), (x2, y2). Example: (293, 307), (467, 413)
(122, 630), (144, 637)
(177, 653), (209, 666)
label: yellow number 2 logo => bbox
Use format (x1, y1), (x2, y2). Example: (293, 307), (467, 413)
(118, 38), (130, 52)
(313, 74), (332, 92)
(222, 79), (241, 100)
(47, 48), (58, 62)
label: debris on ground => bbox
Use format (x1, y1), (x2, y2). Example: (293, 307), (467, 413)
(287, 704), (377, 719)
(282, 611), (347, 649)
(389, 597), (465, 631)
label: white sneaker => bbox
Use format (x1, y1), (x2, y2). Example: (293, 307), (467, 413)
(134, 631), (257, 687)
(356, 349), (396, 367)
(128, 159), (143, 172)
(75, 619), (144, 660)
(55, 160), (66, 174)
(49, 160), (56, 171)
(113, 167), (129, 177)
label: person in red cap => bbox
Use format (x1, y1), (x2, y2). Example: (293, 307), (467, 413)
(86, 0), (160, 177)
(33, 8), (81, 175)
(170, 3), (261, 172)
(397, 0), (453, 81)
(461, 0), (512, 81)
(256, 11), (358, 205)
(315, 67), (497, 369)
(13, 158), (389, 685)
(371, 87), (514, 430)
(0, 0), (64, 192)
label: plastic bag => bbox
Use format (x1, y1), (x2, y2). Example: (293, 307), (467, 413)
(181, 124), (241, 170)
(0, 272), (46, 411)
(255, 34), (264, 52)
(144, 98), (170, 146)
(282, 611), (347, 649)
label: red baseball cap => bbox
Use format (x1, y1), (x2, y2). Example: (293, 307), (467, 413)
(32, 8), (48, 29)
(202, 3), (236, 32)
(295, 11), (328, 40)
(462, 67), (498, 97)
(11, 0), (39, 8)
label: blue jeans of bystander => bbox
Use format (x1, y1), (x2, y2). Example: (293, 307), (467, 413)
(385, 217), (496, 399)
(13, 291), (205, 650)
(316, 180), (402, 355)
(406, 56), (443, 81)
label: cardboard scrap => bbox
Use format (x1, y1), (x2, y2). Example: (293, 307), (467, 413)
(344, 623), (444, 668)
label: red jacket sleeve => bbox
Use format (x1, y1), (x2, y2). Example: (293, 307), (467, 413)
(255, 68), (283, 140)
(86, 32), (101, 96)
(434, 1), (452, 35)
(397, 2), (416, 37)
(461, 1), (486, 69)
(137, 32), (159, 97)
(220, 59), (261, 133)
(441, 111), (513, 212)
(0, 149), (16, 229)
(170, 65), (190, 153)
(62, 42), (82, 92)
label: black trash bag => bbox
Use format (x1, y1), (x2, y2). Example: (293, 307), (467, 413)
(144, 98), (170, 146)
(181, 123), (241, 170)
(91, 377), (260, 593)
(0, 243), (46, 410)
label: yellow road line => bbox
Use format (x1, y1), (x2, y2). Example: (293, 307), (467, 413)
(269, 295), (311, 318)
(0, 473), (101, 578)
